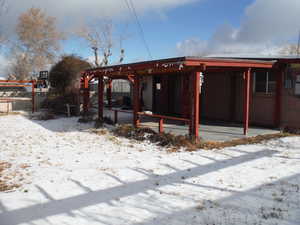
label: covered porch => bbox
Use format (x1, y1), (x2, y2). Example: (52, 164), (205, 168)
(83, 57), (278, 140)
(103, 109), (279, 141)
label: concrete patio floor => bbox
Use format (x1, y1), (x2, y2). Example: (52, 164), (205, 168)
(104, 109), (280, 142)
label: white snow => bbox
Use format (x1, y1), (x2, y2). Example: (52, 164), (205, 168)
(0, 115), (299, 225)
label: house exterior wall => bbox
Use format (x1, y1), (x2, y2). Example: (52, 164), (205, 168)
(280, 63), (300, 128)
(142, 76), (153, 111)
(251, 94), (275, 126)
(281, 90), (300, 128)
(144, 63), (300, 129)
(202, 72), (232, 121)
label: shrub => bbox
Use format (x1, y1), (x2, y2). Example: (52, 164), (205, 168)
(113, 125), (195, 148)
(43, 55), (92, 116)
(49, 55), (91, 95)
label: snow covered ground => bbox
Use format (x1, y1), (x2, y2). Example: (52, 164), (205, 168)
(0, 115), (299, 225)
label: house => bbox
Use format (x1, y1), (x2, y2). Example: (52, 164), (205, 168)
(82, 56), (300, 138)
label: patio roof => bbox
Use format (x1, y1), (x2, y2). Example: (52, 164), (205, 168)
(84, 56), (275, 78)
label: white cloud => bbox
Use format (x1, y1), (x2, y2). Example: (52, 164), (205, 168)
(0, 54), (8, 77)
(1, 0), (197, 34)
(177, 0), (300, 56)
(237, 0), (300, 43)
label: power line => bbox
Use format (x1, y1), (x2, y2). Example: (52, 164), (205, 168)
(124, 0), (153, 59)
(297, 30), (300, 57)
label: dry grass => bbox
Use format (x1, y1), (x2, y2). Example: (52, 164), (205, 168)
(191, 133), (295, 151)
(0, 161), (21, 192)
(0, 112), (22, 117)
(113, 125), (296, 152)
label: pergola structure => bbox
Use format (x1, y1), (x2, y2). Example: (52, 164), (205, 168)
(0, 80), (36, 113)
(82, 57), (275, 139)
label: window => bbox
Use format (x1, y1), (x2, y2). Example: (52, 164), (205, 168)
(254, 70), (276, 94)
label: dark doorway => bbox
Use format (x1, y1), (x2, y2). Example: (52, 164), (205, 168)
(152, 74), (182, 116)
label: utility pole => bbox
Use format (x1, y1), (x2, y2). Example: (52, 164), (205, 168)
(297, 30), (300, 57)
(92, 46), (99, 67)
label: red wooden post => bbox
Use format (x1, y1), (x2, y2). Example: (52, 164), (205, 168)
(133, 75), (140, 127)
(274, 68), (284, 127)
(189, 71), (200, 139)
(83, 76), (89, 114)
(243, 68), (251, 135)
(114, 110), (118, 124)
(107, 79), (112, 109)
(159, 118), (164, 133)
(98, 75), (104, 120)
(32, 80), (35, 113)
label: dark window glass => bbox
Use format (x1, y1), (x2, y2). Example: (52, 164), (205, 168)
(255, 71), (267, 93)
(268, 72), (276, 93)
(255, 70), (276, 93)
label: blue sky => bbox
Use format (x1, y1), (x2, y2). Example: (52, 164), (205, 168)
(63, 0), (257, 63)
(127, 0), (256, 60)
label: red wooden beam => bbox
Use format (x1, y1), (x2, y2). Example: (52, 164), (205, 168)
(138, 112), (190, 122)
(185, 58), (274, 68)
(274, 68), (284, 127)
(133, 75), (140, 127)
(190, 71), (201, 139)
(243, 68), (251, 135)
(0, 85), (32, 87)
(84, 57), (274, 78)
(98, 75), (104, 120)
(0, 80), (34, 83)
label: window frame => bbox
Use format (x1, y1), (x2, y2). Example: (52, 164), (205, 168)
(253, 70), (276, 94)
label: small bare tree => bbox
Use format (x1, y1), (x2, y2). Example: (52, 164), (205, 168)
(76, 20), (125, 67)
(11, 7), (64, 79)
(279, 44), (299, 56)
(0, 0), (8, 47)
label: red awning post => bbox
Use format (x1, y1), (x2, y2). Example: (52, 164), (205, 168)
(83, 76), (89, 115)
(243, 68), (251, 135)
(159, 118), (164, 133)
(274, 67), (284, 127)
(107, 79), (112, 109)
(32, 80), (35, 113)
(98, 75), (104, 120)
(133, 75), (140, 128)
(189, 71), (201, 139)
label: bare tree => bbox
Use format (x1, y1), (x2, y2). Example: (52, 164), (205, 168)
(76, 20), (125, 67)
(0, 0), (8, 47)
(9, 52), (31, 80)
(279, 44), (299, 56)
(11, 7), (64, 79)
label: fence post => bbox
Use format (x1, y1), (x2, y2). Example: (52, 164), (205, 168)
(159, 118), (164, 133)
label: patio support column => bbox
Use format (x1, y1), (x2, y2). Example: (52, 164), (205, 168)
(83, 76), (89, 115)
(190, 71), (201, 139)
(243, 68), (251, 135)
(274, 67), (284, 127)
(32, 80), (35, 113)
(107, 79), (112, 109)
(98, 75), (104, 120)
(133, 75), (140, 127)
